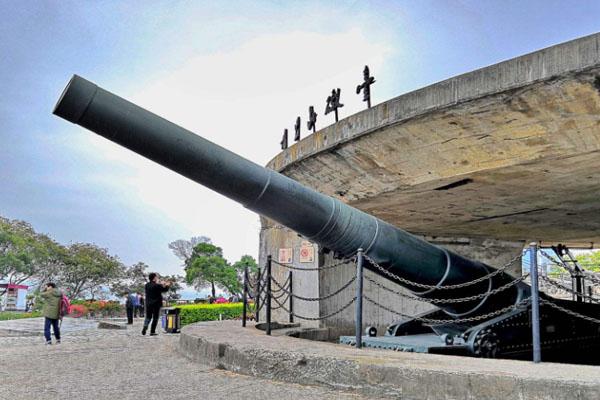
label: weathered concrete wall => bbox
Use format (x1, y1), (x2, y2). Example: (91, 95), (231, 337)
(318, 251), (433, 335)
(265, 32), (600, 245)
(422, 236), (525, 277)
(260, 217), (524, 334)
(259, 220), (319, 327)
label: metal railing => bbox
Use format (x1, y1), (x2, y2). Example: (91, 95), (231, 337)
(241, 244), (600, 361)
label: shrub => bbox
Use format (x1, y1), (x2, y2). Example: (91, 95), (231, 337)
(175, 303), (243, 326)
(0, 311), (41, 321)
(68, 300), (123, 317)
(69, 304), (88, 318)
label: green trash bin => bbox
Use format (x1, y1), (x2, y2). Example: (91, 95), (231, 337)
(162, 307), (181, 333)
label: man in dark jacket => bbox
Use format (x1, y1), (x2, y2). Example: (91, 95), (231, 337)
(142, 273), (170, 336)
(41, 282), (62, 345)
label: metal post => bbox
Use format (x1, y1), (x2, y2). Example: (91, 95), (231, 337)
(355, 248), (364, 349)
(529, 243), (541, 363)
(289, 271), (294, 323)
(255, 267), (261, 323)
(575, 271), (584, 303)
(242, 266), (248, 327)
(266, 255), (272, 336)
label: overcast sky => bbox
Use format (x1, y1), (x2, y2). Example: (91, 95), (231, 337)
(1, 1), (599, 291)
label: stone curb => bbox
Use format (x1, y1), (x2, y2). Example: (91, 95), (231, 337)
(178, 321), (600, 400)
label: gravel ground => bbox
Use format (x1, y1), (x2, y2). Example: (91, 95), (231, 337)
(0, 320), (377, 400)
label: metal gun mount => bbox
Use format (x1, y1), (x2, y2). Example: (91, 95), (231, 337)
(54, 75), (600, 364)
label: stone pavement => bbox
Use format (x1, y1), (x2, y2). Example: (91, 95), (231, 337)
(0, 316), (98, 337)
(0, 318), (379, 400)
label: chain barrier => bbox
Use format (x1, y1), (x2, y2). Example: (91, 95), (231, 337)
(247, 268), (269, 291)
(248, 283), (266, 299)
(538, 275), (600, 303)
(539, 251), (600, 287)
(363, 295), (531, 324)
(539, 298), (600, 324)
(364, 253), (522, 290)
(271, 273), (356, 302)
(363, 271), (528, 304)
(271, 256), (356, 271)
(271, 300), (288, 311)
(252, 294), (267, 314)
(271, 294), (357, 321)
(539, 251), (577, 274)
(584, 273), (600, 286)
(270, 287), (290, 301)
(269, 275), (291, 295)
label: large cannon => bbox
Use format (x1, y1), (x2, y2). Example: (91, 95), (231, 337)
(54, 75), (600, 364)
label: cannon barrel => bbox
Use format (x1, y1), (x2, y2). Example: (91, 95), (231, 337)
(53, 75), (527, 320)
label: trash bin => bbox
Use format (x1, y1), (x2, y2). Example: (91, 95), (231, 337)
(161, 307), (181, 333)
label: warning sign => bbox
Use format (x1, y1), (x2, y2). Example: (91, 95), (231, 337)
(278, 248), (293, 264)
(299, 244), (314, 263)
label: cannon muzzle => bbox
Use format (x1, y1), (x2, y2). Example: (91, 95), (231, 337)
(53, 75), (527, 321)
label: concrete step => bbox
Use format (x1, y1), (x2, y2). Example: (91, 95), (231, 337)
(178, 320), (600, 400)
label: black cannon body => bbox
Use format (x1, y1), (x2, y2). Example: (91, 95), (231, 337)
(54, 75), (600, 364)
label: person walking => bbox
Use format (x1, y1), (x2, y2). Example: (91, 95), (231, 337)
(142, 273), (170, 336)
(125, 292), (136, 324)
(132, 292), (140, 318)
(41, 282), (62, 345)
(138, 293), (145, 318)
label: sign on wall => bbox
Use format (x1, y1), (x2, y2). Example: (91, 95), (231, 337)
(278, 248), (293, 264)
(299, 242), (315, 263)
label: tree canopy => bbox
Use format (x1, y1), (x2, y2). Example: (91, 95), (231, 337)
(58, 242), (125, 299)
(182, 241), (257, 298)
(576, 251), (600, 272)
(0, 216), (126, 299)
(110, 261), (150, 297)
(0, 217), (64, 295)
(168, 236), (211, 262)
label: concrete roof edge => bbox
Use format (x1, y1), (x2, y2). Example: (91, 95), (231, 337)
(267, 32), (600, 172)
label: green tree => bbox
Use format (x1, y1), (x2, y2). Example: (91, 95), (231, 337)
(0, 217), (63, 296)
(58, 243), (125, 299)
(185, 243), (228, 298)
(168, 236), (211, 262)
(111, 261), (149, 297)
(576, 251), (600, 272)
(229, 255), (258, 295)
(162, 274), (184, 302)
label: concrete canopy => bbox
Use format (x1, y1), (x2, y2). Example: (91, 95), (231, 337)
(268, 33), (600, 246)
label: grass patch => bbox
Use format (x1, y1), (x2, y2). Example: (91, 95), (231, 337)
(0, 311), (41, 321)
(174, 303), (244, 326)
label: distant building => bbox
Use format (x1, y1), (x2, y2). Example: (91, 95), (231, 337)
(0, 284), (29, 311)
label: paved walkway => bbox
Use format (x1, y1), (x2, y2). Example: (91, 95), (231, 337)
(0, 319), (378, 400)
(0, 316), (98, 337)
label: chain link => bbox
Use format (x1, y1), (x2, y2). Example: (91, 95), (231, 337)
(538, 275), (600, 303)
(363, 271), (528, 304)
(271, 256), (356, 271)
(583, 273), (600, 286)
(539, 298), (600, 324)
(539, 251), (600, 287)
(364, 253), (522, 290)
(269, 274), (291, 295)
(271, 294), (357, 321)
(363, 294), (531, 324)
(271, 274), (356, 302)
(270, 288), (290, 301)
